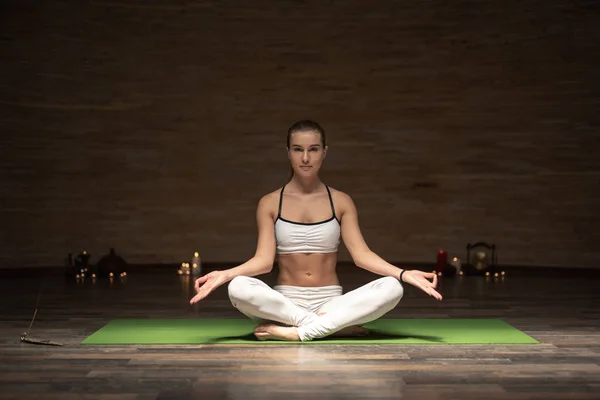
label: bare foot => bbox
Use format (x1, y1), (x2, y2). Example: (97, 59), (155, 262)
(332, 325), (370, 337)
(254, 324), (300, 341)
(316, 312), (370, 338)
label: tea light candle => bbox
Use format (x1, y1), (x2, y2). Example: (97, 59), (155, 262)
(181, 262), (189, 275)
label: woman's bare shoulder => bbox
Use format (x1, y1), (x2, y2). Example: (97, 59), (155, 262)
(257, 187), (283, 215)
(260, 187), (283, 202)
(327, 186), (354, 210)
(327, 186), (351, 200)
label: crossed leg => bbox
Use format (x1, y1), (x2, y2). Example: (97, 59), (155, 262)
(227, 276), (316, 340)
(227, 275), (404, 342)
(295, 276), (404, 341)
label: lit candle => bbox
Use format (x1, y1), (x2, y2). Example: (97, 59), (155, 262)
(436, 250), (447, 275)
(450, 256), (462, 274)
(181, 262), (189, 275)
(192, 252), (202, 276)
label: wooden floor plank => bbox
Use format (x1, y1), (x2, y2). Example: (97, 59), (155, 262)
(1, 266), (599, 399)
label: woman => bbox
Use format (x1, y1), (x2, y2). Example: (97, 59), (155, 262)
(190, 120), (443, 341)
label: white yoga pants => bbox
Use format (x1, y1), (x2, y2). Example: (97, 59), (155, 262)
(227, 275), (404, 341)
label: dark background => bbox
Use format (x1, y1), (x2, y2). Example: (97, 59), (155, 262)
(1, 1), (599, 269)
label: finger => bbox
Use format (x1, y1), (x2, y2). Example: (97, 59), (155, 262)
(428, 288), (443, 301)
(190, 289), (208, 304)
(422, 272), (437, 281)
(421, 286), (443, 301)
(431, 273), (438, 288)
(189, 294), (201, 304)
(190, 292), (207, 304)
(194, 276), (208, 291)
(420, 273), (438, 288)
(417, 276), (436, 289)
(191, 282), (217, 303)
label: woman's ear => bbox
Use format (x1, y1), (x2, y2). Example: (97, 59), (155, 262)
(323, 145), (328, 157)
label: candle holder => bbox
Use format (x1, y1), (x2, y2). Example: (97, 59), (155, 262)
(96, 248), (127, 278)
(74, 250), (91, 278)
(450, 256), (462, 275)
(465, 242), (498, 276)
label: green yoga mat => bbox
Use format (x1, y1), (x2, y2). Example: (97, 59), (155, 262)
(81, 318), (538, 345)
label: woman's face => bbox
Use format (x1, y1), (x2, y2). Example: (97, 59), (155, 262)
(287, 130), (327, 177)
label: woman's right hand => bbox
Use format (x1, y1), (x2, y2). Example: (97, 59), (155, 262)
(189, 270), (230, 304)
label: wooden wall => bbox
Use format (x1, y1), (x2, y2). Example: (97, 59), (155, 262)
(1, 1), (599, 268)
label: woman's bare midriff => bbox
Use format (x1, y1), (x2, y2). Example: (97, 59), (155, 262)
(276, 252), (339, 287)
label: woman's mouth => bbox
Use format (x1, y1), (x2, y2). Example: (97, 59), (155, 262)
(300, 166), (312, 170)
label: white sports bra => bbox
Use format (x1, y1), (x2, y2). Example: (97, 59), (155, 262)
(275, 185), (341, 255)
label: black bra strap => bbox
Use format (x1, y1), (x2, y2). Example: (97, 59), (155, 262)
(277, 185), (286, 217)
(325, 185), (336, 217)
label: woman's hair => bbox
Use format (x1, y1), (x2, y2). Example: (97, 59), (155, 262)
(286, 120), (327, 181)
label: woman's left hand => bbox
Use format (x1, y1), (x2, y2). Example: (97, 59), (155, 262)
(401, 270), (443, 300)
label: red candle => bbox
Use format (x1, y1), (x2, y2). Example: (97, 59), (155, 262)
(437, 250), (447, 274)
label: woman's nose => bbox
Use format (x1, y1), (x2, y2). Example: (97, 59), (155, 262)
(302, 151), (309, 162)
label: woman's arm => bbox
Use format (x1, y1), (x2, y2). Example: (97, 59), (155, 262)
(337, 191), (442, 300)
(338, 192), (403, 278)
(190, 193), (277, 304)
(224, 194), (277, 281)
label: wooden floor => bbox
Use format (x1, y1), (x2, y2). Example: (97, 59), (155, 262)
(1, 265), (599, 400)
